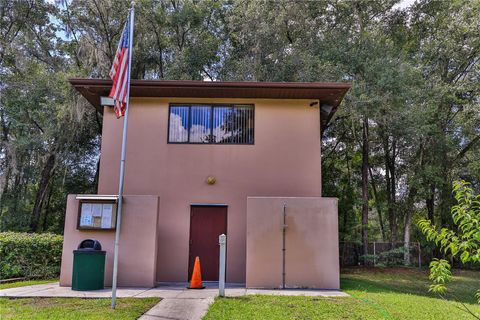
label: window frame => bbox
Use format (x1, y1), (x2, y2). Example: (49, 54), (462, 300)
(167, 103), (255, 145)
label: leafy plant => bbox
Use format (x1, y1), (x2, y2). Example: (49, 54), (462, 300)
(0, 232), (63, 280)
(362, 247), (409, 267)
(428, 258), (452, 295)
(418, 180), (480, 318)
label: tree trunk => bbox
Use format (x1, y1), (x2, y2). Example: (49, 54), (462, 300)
(342, 144), (352, 243)
(369, 167), (386, 241)
(403, 143), (424, 265)
(0, 159), (11, 218)
(40, 178), (54, 232)
(390, 140), (397, 242)
(403, 187), (418, 265)
(30, 153), (56, 232)
(11, 158), (25, 223)
(93, 157), (101, 193)
(426, 184), (435, 223)
(382, 133), (397, 244)
(439, 174), (452, 227)
(436, 107), (452, 227)
(0, 110), (10, 215)
(361, 115), (369, 263)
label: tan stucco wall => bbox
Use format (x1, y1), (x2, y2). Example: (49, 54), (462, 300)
(246, 197), (339, 289)
(97, 97), (323, 283)
(60, 194), (159, 287)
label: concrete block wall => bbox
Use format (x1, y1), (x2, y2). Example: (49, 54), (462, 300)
(246, 197), (339, 289)
(59, 194), (160, 288)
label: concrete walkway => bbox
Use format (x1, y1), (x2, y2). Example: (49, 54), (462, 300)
(0, 282), (349, 320)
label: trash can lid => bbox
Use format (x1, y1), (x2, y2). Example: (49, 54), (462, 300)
(77, 239), (102, 250)
(73, 249), (106, 255)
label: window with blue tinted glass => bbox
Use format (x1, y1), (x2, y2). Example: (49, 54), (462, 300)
(168, 106), (189, 142)
(168, 104), (254, 144)
(189, 106), (212, 143)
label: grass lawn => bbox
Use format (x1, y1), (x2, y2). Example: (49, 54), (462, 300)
(204, 267), (480, 320)
(0, 279), (58, 290)
(0, 297), (160, 320)
(0, 279), (160, 320)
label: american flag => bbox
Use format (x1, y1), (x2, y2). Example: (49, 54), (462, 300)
(109, 16), (131, 118)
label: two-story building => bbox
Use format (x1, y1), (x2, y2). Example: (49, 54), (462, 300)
(60, 79), (350, 289)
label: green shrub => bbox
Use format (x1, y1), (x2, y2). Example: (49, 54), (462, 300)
(362, 247), (408, 267)
(0, 232), (63, 280)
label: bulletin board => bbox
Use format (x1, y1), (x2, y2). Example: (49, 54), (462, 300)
(77, 201), (117, 230)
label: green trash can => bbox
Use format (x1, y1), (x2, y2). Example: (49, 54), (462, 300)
(72, 239), (106, 291)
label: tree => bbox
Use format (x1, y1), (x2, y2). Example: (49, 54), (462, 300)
(409, 0), (480, 227)
(0, 0), (100, 232)
(0, 0), (479, 247)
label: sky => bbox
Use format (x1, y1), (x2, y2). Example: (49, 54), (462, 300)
(395, 0), (417, 9)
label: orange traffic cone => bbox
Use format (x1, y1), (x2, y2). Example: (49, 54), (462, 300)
(188, 256), (205, 289)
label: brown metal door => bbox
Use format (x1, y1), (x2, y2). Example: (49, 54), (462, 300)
(188, 205), (227, 281)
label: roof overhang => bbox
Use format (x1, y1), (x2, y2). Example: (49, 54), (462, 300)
(68, 78), (350, 129)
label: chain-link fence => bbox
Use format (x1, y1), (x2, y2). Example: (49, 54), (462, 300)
(340, 242), (424, 268)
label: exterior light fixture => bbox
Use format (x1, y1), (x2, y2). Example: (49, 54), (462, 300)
(206, 176), (216, 185)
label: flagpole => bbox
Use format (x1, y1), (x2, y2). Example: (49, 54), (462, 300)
(111, 2), (135, 310)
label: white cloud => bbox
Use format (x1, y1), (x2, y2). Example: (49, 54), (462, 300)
(213, 125), (230, 142)
(169, 113), (188, 142)
(189, 124), (210, 142)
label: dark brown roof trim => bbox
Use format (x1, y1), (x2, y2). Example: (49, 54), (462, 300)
(68, 78), (350, 127)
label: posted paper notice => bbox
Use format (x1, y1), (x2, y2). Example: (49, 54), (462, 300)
(101, 204), (113, 228)
(80, 203), (93, 226)
(92, 203), (102, 217)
